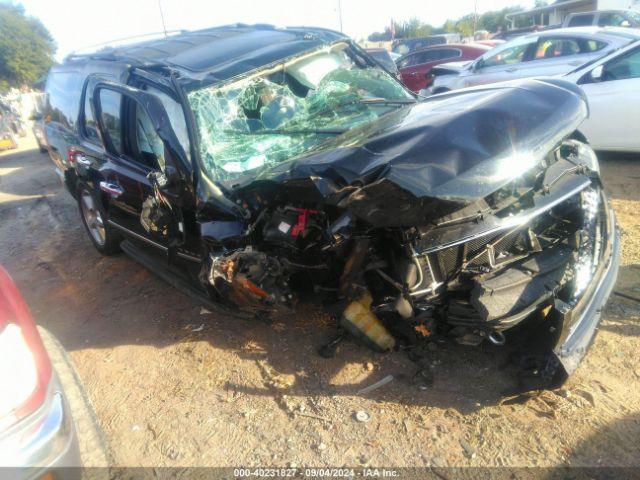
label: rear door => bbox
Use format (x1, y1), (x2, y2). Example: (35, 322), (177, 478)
(514, 36), (607, 78)
(465, 36), (537, 87)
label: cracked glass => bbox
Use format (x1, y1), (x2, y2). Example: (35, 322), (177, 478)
(188, 43), (414, 182)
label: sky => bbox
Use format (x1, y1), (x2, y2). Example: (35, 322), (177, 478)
(16, 0), (536, 61)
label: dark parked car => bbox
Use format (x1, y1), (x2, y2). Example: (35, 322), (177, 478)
(44, 24), (619, 389)
(396, 43), (491, 92)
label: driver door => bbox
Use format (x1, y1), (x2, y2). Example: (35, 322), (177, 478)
(91, 81), (189, 251)
(579, 47), (640, 151)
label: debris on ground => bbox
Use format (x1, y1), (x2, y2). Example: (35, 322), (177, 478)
(357, 375), (394, 395)
(354, 410), (371, 423)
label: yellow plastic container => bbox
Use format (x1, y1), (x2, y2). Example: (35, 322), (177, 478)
(341, 291), (396, 351)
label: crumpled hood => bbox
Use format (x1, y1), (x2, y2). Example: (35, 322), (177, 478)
(229, 78), (587, 227)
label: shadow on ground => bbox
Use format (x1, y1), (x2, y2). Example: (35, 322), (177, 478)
(1, 145), (638, 416)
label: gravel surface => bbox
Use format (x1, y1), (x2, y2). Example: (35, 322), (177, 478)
(1, 134), (639, 468)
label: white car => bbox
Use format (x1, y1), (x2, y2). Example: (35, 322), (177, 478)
(424, 27), (640, 95)
(564, 39), (640, 152)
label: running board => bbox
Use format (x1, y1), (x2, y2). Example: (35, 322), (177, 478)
(120, 240), (249, 319)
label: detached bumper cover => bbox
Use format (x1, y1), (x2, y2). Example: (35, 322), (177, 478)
(553, 201), (621, 375)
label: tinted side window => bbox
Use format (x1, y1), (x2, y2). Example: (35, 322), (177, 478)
(133, 104), (163, 169)
(44, 71), (84, 130)
(98, 90), (123, 154)
(143, 86), (191, 161)
(82, 89), (101, 144)
(436, 48), (462, 60)
(81, 76), (115, 146)
(603, 48), (640, 81)
(415, 50), (442, 64)
(598, 13), (626, 27)
(584, 40), (607, 52)
(568, 15), (594, 27)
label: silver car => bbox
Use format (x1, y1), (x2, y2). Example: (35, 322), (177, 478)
(423, 27), (640, 95)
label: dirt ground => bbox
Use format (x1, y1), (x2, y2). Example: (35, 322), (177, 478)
(1, 133), (639, 469)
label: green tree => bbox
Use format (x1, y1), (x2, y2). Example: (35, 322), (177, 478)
(478, 6), (524, 33)
(0, 3), (56, 91)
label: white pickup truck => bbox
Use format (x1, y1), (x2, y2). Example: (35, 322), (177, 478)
(563, 9), (640, 28)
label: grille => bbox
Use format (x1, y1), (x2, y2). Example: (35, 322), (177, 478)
(418, 190), (585, 283)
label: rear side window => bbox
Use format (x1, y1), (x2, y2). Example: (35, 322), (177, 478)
(82, 90), (101, 144)
(44, 71), (84, 130)
(132, 103), (163, 169)
(584, 40), (607, 52)
(98, 90), (123, 154)
(568, 14), (594, 27)
(81, 75), (115, 146)
(598, 12), (627, 27)
(535, 38), (581, 59)
(436, 48), (462, 60)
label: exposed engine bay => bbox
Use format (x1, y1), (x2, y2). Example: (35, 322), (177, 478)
(197, 137), (612, 388)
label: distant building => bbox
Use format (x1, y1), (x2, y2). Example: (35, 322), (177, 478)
(505, 0), (640, 28)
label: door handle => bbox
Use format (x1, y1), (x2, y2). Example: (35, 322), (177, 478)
(99, 181), (125, 198)
(505, 68), (518, 73)
(75, 154), (92, 167)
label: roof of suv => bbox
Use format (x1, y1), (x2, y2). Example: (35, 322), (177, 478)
(63, 24), (347, 80)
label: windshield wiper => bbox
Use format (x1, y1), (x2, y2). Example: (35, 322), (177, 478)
(224, 128), (348, 136)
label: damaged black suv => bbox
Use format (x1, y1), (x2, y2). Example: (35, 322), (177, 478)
(44, 24), (620, 388)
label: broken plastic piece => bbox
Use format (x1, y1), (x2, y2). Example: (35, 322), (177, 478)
(340, 291), (396, 351)
(357, 375), (394, 395)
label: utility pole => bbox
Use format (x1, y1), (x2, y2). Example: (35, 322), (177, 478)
(473, 0), (478, 36)
(158, 0), (168, 38)
(337, 0), (343, 32)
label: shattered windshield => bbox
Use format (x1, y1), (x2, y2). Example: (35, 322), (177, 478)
(188, 42), (414, 182)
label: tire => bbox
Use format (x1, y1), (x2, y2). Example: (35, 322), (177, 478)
(77, 185), (121, 255)
(38, 327), (112, 469)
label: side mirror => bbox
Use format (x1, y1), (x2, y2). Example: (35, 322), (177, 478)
(472, 59), (483, 72)
(590, 65), (604, 82)
(620, 20), (631, 28)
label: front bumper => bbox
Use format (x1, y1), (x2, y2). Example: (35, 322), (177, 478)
(553, 198), (621, 376)
(0, 372), (81, 480)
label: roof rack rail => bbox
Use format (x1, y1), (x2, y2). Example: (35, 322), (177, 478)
(65, 30), (186, 60)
